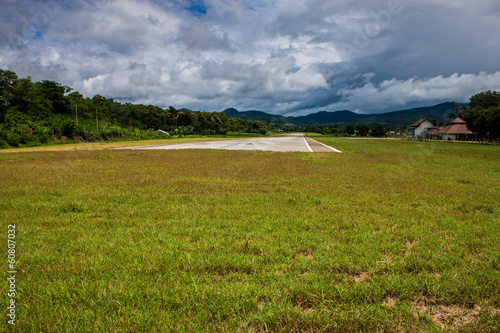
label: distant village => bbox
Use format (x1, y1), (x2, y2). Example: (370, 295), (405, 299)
(408, 117), (476, 141)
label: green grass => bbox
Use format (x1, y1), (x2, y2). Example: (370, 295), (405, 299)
(1, 137), (499, 332)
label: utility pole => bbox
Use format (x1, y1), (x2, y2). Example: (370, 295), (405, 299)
(76, 99), (78, 125)
(96, 107), (98, 130)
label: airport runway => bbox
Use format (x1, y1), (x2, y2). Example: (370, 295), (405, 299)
(118, 134), (342, 153)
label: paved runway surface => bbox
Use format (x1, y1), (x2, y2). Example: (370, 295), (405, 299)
(119, 134), (342, 153)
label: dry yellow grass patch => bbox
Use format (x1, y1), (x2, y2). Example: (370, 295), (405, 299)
(352, 271), (370, 283)
(382, 296), (399, 309)
(412, 301), (481, 329)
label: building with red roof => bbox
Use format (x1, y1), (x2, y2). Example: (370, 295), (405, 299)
(408, 117), (475, 141)
(426, 125), (443, 140)
(439, 118), (474, 141)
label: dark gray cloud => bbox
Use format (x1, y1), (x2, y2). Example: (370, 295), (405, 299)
(177, 21), (236, 52)
(1, 0), (499, 115)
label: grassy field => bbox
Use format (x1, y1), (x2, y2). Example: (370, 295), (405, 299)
(1, 137), (499, 332)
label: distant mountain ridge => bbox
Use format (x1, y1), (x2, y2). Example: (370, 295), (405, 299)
(222, 103), (457, 129)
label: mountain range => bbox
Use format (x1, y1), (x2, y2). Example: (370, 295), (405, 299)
(222, 103), (457, 129)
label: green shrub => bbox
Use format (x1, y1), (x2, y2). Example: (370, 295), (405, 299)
(6, 134), (20, 147)
(19, 132), (34, 145)
(62, 121), (78, 137)
(38, 132), (52, 144)
(0, 129), (8, 141)
(218, 128), (229, 135)
(25, 141), (41, 147)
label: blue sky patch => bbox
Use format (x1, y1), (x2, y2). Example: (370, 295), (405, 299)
(187, 0), (207, 17)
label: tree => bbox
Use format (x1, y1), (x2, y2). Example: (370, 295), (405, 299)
(0, 69), (18, 124)
(165, 112), (177, 128)
(484, 106), (500, 140)
(168, 106), (179, 115)
(10, 77), (53, 121)
(449, 101), (467, 120)
(0, 69), (17, 90)
(145, 105), (161, 129)
(67, 92), (84, 124)
(251, 120), (261, 130)
(463, 105), (500, 141)
(356, 124), (370, 136)
(345, 124), (355, 136)
(371, 123), (386, 137)
(39, 80), (71, 114)
(469, 90), (500, 110)
(461, 91), (500, 141)
(177, 111), (196, 127)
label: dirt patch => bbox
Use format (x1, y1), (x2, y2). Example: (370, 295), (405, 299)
(352, 271), (370, 283)
(296, 249), (314, 258)
(382, 296), (399, 309)
(404, 239), (418, 251)
(412, 301), (480, 329)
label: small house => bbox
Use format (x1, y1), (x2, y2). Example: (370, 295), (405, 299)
(408, 119), (433, 137)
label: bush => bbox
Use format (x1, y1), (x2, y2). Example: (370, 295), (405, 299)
(38, 131), (52, 144)
(0, 129), (8, 141)
(218, 128), (229, 135)
(6, 134), (20, 147)
(62, 121), (78, 137)
(25, 141), (41, 147)
(19, 132), (35, 145)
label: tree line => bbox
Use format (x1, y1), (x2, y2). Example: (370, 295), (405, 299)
(280, 123), (387, 137)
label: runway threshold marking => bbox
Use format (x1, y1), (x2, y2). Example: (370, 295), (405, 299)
(306, 137), (343, 153)
(302, 135), (313, 152)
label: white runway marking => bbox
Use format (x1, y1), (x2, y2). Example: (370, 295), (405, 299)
(302, 134), (313, 152)
(307, 138), (343, 153)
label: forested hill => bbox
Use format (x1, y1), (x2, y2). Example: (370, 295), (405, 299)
(223, 103), (457, 129)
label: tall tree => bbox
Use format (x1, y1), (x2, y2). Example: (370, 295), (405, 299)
(345, 124), (355, 136)
(449, 101), (467, 120)
(38, 80), (71, 114)
(462, 90), (500, 141)
(469, 90), (500, 110)
(0, 69), (18, 123)
(177, 111), (196, 127)
(371, 123), (386, 137)
(356, 124), (370, 136)
(145, 105), (161, 129)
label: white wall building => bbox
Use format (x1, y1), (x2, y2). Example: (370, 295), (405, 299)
(408, 119), (433, 137)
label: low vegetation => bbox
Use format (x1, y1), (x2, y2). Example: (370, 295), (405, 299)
(1, 137), (499, 332)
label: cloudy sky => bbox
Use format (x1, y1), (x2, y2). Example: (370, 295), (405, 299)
(1, 0), (500, 115)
